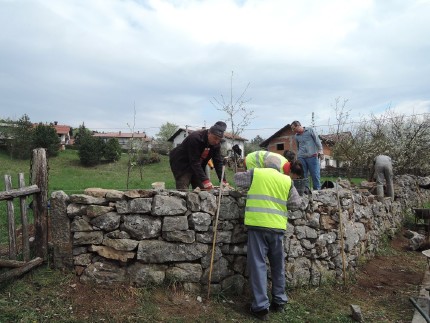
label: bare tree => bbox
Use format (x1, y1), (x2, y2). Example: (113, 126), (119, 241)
(126, 104), (143, 188)
(210, 71), (254, 171)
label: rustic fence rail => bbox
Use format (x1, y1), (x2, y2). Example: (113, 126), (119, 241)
(0, 148), (49, 283)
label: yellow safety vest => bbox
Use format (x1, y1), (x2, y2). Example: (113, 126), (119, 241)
(245, 168), (291, 230)
(245, 151), (288, 174)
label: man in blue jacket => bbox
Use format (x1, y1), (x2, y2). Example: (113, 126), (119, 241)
(291, 120), (323, 190)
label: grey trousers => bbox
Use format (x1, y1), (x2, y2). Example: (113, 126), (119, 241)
(375, 162), (394, 201)
(247, 229), (288, 312)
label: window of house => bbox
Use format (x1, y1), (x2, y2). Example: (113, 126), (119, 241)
(276, 143), (284, 151)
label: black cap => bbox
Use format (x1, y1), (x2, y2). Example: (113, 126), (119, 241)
(209, 121), (227, 138)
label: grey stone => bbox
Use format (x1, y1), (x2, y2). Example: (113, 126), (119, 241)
(71, 217), (92, 232)
(137, 241), (208, 263)
(187, 193), (200, 212)
(69, 194), (108, 205)
(189, 212), (212, 231)
(162, 230), (195, 243)
(163, 216), (188, 232)
(90, 212), (121, 231)
(74, 231), (103, 245)
(89, 245), (135, 262)
(80, 261), (126, 284)
(122, 214), (162, 239)
(165, 263), (203, 283)
(103, 236), (139, 251)
(128, 263), (167, 286)
(152, 195), (187, 216)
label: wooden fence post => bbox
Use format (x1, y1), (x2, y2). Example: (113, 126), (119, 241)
(32, 148), (48, 260)
(19, 173), (30, 262)
(4, 175), (17, 260)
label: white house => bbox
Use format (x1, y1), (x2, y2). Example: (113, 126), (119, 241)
(93, 131), (153, 151)
(168, 127), (247, 158)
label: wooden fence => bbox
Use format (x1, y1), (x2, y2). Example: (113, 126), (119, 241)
(0, 148), (49, 283)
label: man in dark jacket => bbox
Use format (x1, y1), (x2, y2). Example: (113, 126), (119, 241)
(169, 121), (228, 190)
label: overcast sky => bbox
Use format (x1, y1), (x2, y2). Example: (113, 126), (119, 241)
(1, 0), (429, 140)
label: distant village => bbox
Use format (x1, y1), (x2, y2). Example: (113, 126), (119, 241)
(0, 121), (346, 170)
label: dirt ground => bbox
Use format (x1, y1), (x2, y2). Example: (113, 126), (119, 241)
(61, 228), (427, 322)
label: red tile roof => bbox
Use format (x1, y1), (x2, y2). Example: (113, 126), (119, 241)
(53, 125), (71, 135)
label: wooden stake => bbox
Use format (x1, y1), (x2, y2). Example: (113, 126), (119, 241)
(207, 164), (226, 299)
(336, 179), (347, 285)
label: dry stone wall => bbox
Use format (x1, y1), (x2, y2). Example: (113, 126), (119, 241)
(50, 175), (430, 293)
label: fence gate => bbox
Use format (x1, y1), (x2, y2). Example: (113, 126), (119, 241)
(0, 148), (49, 283)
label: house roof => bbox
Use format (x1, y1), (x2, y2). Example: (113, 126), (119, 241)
(168, 127), (247, 142)
(319, 132), (352, 145)
(33, 123), (71, 135)
(93, 131), (152, 141)
(259, 125), (290, 148)
(259, 124), (353, 148)
(53, 125), (71, 135)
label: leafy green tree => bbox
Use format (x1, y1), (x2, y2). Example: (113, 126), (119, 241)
(153, 122), (178, 155)
(104, 138), (122, 162)
(74, 123), (93, 148)
(9, 114), (33, 159)
(245, 135), (264, 154)
(79, 137), (105, 166)
(78, 133), (105, 166)
(32, 123), (61, 157)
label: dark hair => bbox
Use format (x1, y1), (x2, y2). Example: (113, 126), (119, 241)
(291, 120), (301, 127)
(290, 160), (304, 178)
(283, 150), (295, 161)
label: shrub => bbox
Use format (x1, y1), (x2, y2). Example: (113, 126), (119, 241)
(104, 138), (122, 162)
(32, 123), (61, 157)
(78, 136), (105, 166)
(138, 152), (161, 165)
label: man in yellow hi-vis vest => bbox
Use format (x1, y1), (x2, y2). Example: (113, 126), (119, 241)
(244, 150), (304, 179)
(234, 164), (301, 321)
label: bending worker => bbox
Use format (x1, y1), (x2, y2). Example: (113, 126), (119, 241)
(234, 157), (301, 321)
(244, 150), (304, 179)
(169, 121), (228, 190)
(369, 154), (394, 201)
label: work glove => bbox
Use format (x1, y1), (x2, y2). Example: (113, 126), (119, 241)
(202, 180), (214, 190)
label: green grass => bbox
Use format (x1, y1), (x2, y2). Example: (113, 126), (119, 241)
(0, 149), (236, 244)
(0, 149), (237, 194)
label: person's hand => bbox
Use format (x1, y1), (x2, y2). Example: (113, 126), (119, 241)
(202, 180), (214, 190)
(318, 153), (324, 160)
(222, 180), (229, 187)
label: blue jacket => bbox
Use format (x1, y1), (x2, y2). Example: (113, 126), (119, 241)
(295, 127), (322, 158)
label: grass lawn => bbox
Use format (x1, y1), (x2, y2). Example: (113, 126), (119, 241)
(0, 149), (240, 194)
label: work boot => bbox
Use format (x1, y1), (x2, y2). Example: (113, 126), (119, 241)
(250, 307), (269, 321)
(270, 302), (285, 313)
